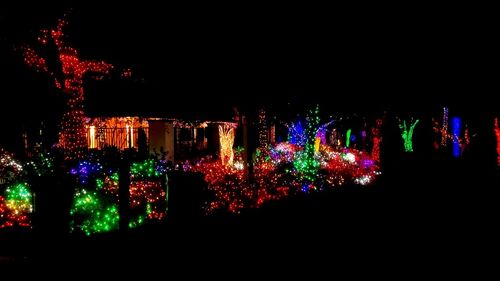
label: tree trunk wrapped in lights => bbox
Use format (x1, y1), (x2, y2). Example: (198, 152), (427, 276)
(257, 109), (268, 149)
(21, 15), (113, 161)
(371, 119), (382, 162)
(494, 118), (500, 166)
(398, 118), (419, 153)
(294, 105), (321, 184)
(346, 128), (352, 148)
(451, 117), (462, 158)
(441, 107), (449, 147)
(219, 124), (235, 166)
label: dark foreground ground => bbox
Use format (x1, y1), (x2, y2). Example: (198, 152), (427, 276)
(1, 157), (498, 271)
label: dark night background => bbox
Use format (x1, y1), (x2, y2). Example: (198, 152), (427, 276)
(0, 4), (497, 150)
(1, 5), (499, 267)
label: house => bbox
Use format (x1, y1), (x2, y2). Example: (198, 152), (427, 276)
(85, 117), (238, 162)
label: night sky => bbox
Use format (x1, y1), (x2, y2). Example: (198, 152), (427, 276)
(0, 5), (497, 150)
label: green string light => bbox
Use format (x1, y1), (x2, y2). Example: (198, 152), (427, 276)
(70, 189), (119, 236)
(346, 129), (352, 148)
(130, 159), (160, 178)
(294, 105), (321, 183)
(399, 118), (419, 152)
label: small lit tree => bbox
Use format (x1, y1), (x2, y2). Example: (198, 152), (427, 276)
(219, 124), (235, 166)
(398, 118), (419, 152)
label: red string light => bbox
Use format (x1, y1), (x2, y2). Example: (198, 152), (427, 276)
(494, 118), (500, 166)
(371, 119), (382, 162)
(22, 14), (113, 160)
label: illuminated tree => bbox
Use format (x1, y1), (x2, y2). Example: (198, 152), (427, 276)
(294, 105), (320, 184)
(257, 109), (268, 149)
(288, 121), (305, 146)
(219, 124), (235, 166)
(346, 128), (352, 148)
(289, 118), (332, 147)
(398, 118), (419, 153)
(441, 107), (449, 147)
(494, 118), (500, 166)
(22, 15), (113, 161)
(451, 117), (461, 158)
(371, 119), (382, 162)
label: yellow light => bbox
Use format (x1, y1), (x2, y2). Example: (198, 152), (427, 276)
(218, 125), (235, 166)
(126, 125), (130, 148)
(130, 126), (134, 148)
(89, 126), (96, 148)
(314, 137), (320, 153)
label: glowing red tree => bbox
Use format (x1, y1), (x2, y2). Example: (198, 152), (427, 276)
(371, 119), (382, 162)
(494, 118), (500, 166)
(22, 16), (113, 160)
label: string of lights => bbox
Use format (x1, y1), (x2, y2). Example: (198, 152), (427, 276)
(494, 118), (500, 166)
(0, 183), (33, 229)
(258, 109), (268, 149)
(398, 118), (419, 152)
(441, 107), (449, 147)
(294, 105), (321, 185)
(22, 15), (113, 160)
(187, 106), (380, 215)
(69, 158), (167, 235)
(371, 119), (382, 162)
(452, 117), (461, 158)
(0, 149), (24, 183)
(219, 124), (235, 166)
(346, 129), (352, 148)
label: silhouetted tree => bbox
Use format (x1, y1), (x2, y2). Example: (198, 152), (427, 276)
(137, 127), (148, 159)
